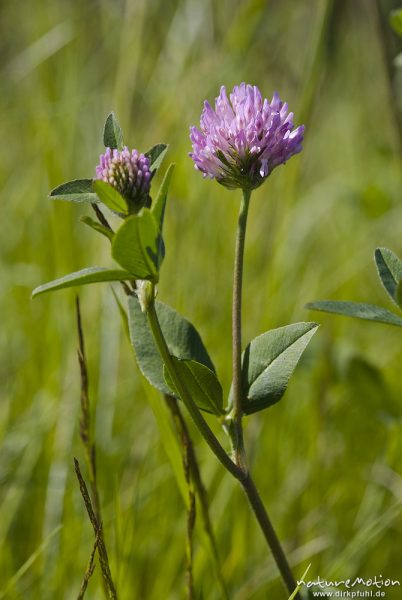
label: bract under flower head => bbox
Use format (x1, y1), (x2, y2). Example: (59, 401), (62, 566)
(189, 83), (304, 190)
(95, 146), (152, 211)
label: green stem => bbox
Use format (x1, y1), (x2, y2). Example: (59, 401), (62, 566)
(231, 189), (251, 469)
(147, 299), (241, 479)
(241, 474), (299, 598)
(147, 291), (299, 598)
(230, 189), (299, 598)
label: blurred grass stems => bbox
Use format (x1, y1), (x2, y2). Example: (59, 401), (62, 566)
(76, 297), (117, 598)
(74, 459), (117, 600)
(163, 396), (195, 600)
(146, 287), (300, 599)
(373, 0), (402, 155)
(0, 526), (62, 600)
(184, 425), (196, 599)
(164, 393), (229, 599)
(297, 0), (334, 129)
(91, 204), (227, 597)
(77, 524), (102, 600)
(5, 2), (402, 596)
(76, 297), (101, 521)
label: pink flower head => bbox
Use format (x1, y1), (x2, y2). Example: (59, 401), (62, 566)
(190, 83), (304, 190)
(95, 146), (152, 210)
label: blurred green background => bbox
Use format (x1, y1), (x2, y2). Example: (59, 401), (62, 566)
(2, 0), (402, 598)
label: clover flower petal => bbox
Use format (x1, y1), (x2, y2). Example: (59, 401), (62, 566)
(95, 146), (152, 210)
(189, 83), (304, 190)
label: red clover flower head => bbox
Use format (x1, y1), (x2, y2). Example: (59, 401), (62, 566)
(95, 146), (152, 210)
(189, 83), (304, 190)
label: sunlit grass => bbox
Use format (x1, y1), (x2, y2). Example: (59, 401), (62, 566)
(1, 0), (402, 598)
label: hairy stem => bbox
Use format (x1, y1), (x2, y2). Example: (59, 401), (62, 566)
(231, 189), (251, 469)
(147, 300), (240, 479)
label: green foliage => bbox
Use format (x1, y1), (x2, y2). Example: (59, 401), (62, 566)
(164, 358), (224, 415)
(49, 179), (97, 204)
(32, 267), (132, 297)
(4, 1), (402, 597)
(34, 118), (174, 332)
(103, 112), (124, 150)
(397, 280), (402, 308)
(128, 297), (215, 398)
(145, 143), (168, 173)
(108, 163), (175, 280)
(111, 210), (160, 281)
(239, 323), (319, 415)
(152, 163), (175, 230)
(92, 180), (128, 215)
(151, 163), (175, 265)
(309, 248), (402, 327)
(80, 216), (114, 241)
(305, 300), (402, 327)
(390, 8), (402, 37)
(374, 247), (402, 306)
